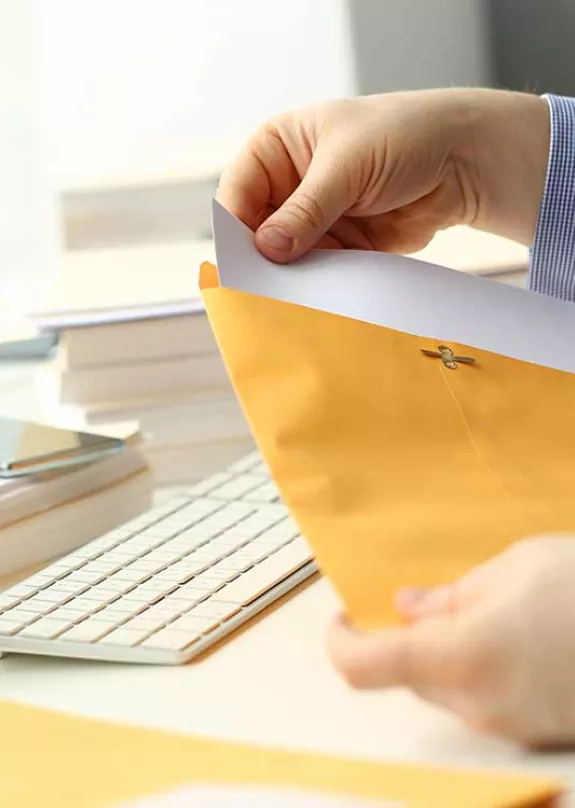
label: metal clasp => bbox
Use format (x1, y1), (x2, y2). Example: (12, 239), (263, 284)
(421, 345), (476, 370)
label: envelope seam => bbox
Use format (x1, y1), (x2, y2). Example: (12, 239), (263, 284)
(436, 368), (517, 507)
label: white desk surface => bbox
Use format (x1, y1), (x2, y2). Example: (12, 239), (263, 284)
(0, 364), (574, 805)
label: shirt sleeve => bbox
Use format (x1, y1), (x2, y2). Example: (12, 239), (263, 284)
(528, 94), (575, 301)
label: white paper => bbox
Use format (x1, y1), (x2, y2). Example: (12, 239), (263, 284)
(213, 200), (575, 375)
(119, 784), (395, 807)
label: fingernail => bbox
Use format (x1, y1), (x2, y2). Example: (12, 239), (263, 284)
(257, 225), (294, 252)
(395, 587), (429, 611)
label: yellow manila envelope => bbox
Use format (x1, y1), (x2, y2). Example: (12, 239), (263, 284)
(201, 202), (575, 630)
(0, 699), (563, 807)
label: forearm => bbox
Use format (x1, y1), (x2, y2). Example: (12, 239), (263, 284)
(454, 89), (550, 246)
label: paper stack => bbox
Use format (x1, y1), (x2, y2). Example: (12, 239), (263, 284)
(29, 240), (253, 485)
(0, 423), (152, 580)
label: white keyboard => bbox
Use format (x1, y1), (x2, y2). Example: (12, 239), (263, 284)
(0, 452), (316, 664)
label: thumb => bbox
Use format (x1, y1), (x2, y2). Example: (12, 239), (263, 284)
(328, 614), (473, 691)
(255, 151), (352, 263)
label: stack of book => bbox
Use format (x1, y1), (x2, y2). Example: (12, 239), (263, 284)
(0, 423), (152, 580)
(29, 240), (253, 485)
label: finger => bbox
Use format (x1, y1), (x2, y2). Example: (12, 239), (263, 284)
(217, 128), (300, 232)
(255, 149), (353, 263)
(395, 554), (507, 622)
(327, 613), (473, 691)
(315, 232), (343, 250)
(395, 585), (458, 620)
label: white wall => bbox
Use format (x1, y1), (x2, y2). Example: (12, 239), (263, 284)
(36, 0), (356, 179)
(36, 0), (491, 182)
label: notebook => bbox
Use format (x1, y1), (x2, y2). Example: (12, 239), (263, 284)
(27, 240), (215, 330)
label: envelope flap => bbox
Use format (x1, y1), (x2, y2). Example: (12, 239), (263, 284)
(212, 201), (575, 375)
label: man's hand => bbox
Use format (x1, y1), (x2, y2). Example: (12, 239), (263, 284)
(217, 88), (549, 263)
(328, 537), (575, 748)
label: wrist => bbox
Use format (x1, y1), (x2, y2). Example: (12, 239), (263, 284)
(453, 89), (550, 246)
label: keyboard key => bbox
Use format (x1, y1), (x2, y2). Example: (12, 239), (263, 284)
(186, 546), (226, 566)
(50, 580), (90, 596)
(143, 605), (183, 621)
(93, 608), (130, 624)
(106, 598), (147, 615)
(11, 598), (57, 615)
(90, 578), (136, 594)
(209, 474), (263, 500)
(245, 504), (289, 525)
(227, 452), (261, 473)
(213, 541), (311, 606)
(9, 572), (54, 590)
(167, 587), (205, 606)
(134, 524), (180, 541)
(229, 546), (269, 565)
(108, 568), (150, 584)
(2, 584), (38, 600)
(161, 596), (198, 614)
(210, 555), (253, 574)
(50, 607), (90, 623)
(207, 503), (254, 527)
(99, 628), (151, 647)
(81, 560), (123, 575)
(258, 520), (300, 543)
(123, 614), (168, 632)
(188, 472), (231, 497)
(170, 614), (218, 633)
(65, 545), (105, 562)
(61, 619), (117, 643)
(128, 581), (177, 599)
(119, 535), (164, 552)
(186, 598), (241, 621)
(179, 579), (222, 596)
(140, 628), (200, 651)
(190, 572), (227, 590)
(32, 587), (73, 606)
(84, 532), (126, 552)
(20, 618), (70, 639)
(0, 615), (33, 634)
(174, 523), (219, 544)
(196, 566), (236, 582)
(64, 570), (106, 586)
(249, 460), (269, 475)
(42, 559), (84, 575)
(78, 586), (122, 604)
(63, 596), (106, 614)
(242, 482), (280, 503)
(127, 559), (167, 573)
(1, 607), (41, 626)
(152, 568), (193, 585)
(0, 593), (24, 610)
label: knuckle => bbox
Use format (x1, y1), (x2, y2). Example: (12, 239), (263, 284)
(287, 190), (325, 231)
(254, 117), (281, 143)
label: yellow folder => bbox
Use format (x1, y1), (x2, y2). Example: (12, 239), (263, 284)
(0, 699), (562, 807)
(201, 202), (575, 630)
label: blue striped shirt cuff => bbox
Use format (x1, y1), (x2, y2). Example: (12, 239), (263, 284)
(529, 94), (575, 300)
